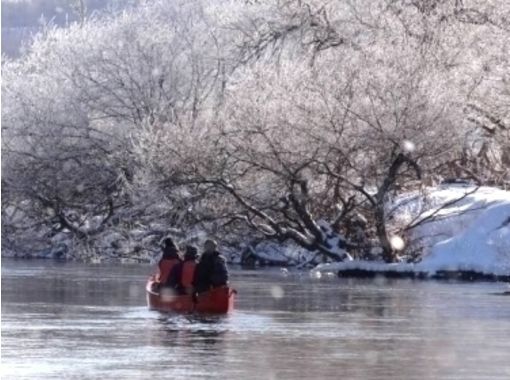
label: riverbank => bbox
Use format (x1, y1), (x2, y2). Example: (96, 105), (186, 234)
(314, 185), (510, 282)
(3, 185), (509, 282)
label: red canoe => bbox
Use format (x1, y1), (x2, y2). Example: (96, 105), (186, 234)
(146, 279), (235, 314)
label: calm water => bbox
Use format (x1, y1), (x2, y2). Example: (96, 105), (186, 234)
(1, 259), (510, 380)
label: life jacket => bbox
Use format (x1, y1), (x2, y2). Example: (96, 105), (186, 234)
(180, 260), (196, 288)
(157, 258), (180, 284)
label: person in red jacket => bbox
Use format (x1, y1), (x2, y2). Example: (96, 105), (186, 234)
(168, 245), (198, 294)
(156, 238), (182, 286)
(181, 245), (198, 289)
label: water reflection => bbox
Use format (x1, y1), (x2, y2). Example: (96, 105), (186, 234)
(154, 314), (229, 347)
(2, 259), (510, 380)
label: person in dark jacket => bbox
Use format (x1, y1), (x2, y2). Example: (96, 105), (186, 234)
(167, 245), (198, 294)
(192, 239), (229, 294)
(156, 237), (182, 286)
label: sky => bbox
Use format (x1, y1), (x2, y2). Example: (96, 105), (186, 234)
(1, 0), (133, 56)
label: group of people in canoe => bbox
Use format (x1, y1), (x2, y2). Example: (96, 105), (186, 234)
(153, 237), (229, 297)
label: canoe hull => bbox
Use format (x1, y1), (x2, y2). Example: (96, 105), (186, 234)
(146, 280), (235, 314)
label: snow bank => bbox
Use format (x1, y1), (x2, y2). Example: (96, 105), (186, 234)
(392, 185), (510, 253)
(230, 240), (317, 266)
(312, 260), (415, 276)
(314, 185), (510, 279)
(418, 201), (510, 276)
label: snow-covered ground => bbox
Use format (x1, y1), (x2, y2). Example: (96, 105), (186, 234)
(314, 185), (510, 279)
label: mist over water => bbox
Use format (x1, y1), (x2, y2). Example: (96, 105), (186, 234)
(2, 259), (510, 380)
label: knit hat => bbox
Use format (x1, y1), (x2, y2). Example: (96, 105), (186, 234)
(184, 245), (198, 260)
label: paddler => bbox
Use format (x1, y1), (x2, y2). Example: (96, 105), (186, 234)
(192, 239), (229, 294)
(167, 245), (198, 294)
(155, 237), (182, 287)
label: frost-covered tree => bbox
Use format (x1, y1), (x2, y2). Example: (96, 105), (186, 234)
(3, 0), (509, 262)
(2, 0), (231, 258)
(208, 0), (510, 261)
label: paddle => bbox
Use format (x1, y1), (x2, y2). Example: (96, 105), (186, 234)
(191, 290), (198, 313)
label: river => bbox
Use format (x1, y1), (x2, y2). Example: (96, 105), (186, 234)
(1, 258), (510, 379)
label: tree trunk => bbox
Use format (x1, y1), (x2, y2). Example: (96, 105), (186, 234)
(375, 206), (394, 262)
